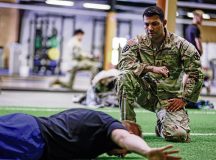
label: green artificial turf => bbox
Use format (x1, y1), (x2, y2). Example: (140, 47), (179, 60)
(0, 107), (216, 160)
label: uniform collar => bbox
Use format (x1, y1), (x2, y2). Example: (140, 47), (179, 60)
(140, 28), (172, 49)
(163, 29), (172, 49)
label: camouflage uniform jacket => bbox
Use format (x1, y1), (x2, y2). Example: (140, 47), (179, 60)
(118, 30), (204, 102)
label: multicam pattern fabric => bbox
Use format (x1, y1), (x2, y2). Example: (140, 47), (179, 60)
(116, 30), (204, 142)
(157, 109), (190, 142)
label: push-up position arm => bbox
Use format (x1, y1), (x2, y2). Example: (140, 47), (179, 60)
(111, 129), (181, 160)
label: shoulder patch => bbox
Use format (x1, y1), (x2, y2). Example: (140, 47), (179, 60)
(122, 38), (138, 53)
(194, 51), (200, 60)
(122, 45), (130, 53)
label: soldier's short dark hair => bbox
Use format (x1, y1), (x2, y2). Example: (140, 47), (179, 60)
(143, 6), (164, 21)
(73, 29), (84, 36)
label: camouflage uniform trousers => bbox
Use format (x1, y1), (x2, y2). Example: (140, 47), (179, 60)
(58, 59), (98, 89)
(116, 71), (190, 142)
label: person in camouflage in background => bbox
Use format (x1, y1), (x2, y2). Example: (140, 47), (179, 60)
(116, 6), (204, 143)
(50, 29), (98, 89)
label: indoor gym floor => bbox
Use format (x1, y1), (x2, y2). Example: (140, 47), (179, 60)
(0, 101), (215, 160)
(0, 72), (216, 159)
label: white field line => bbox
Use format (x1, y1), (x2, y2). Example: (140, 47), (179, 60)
(0, 107), (216, 114)
(143, 133), (216, 136)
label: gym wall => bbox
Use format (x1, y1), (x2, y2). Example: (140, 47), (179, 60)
(201, 19), (216, 42)
(0, 8), (19, 68)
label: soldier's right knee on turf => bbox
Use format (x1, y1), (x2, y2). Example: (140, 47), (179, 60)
(162, 125), (189, 142)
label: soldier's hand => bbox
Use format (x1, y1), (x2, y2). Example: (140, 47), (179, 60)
(152, 66), (169, 78)
(147, 145), (181, 160)
(166, 98), (187, 112)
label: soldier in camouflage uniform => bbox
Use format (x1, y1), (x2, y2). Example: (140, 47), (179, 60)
(116, 6), (204, 142)
(51, 29), (98, 89)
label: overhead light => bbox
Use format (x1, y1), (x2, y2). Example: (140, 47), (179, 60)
(176, 12), (179, 17)
(203, 14), (210, 20)
(46, 0), (74, 6)
(187, 12), (210, 20)
(83, 3), (111, 10)
(187, 12), (193, 18)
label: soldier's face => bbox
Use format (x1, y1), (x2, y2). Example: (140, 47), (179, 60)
(143, 15), (166, 41)
(76, 33), (84, 42)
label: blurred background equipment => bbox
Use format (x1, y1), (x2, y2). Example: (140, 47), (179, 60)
(0, 0), (215, 96)
(8, 43), (30, 77)
(33, 15), (60, 75)
(74, 69), (121, 107)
